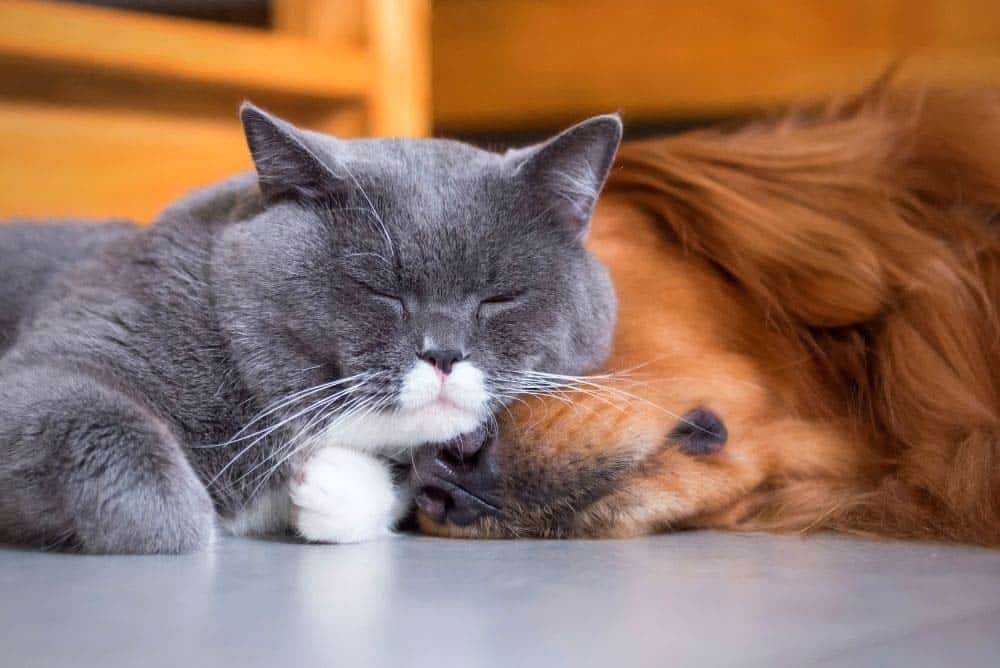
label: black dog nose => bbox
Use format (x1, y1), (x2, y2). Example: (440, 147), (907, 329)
(418, 348), (465, 374)
(412, 426), (501, 526)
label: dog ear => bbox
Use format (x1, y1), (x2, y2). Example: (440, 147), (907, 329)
(708, 199), (890, 328)
(614, 121), (896, 328)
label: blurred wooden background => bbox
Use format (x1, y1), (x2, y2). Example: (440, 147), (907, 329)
(2, 0), (1000, 221)
(0, 0), (430, 220)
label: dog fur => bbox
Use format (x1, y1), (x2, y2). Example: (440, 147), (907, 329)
(419, 87), (1000, 546)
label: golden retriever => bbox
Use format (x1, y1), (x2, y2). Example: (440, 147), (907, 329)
(413, 88), (1000, 546)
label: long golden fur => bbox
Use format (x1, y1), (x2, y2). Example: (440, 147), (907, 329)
(418, 88), (1000, 546)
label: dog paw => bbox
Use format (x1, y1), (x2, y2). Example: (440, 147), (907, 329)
(290, 447), (405, 544)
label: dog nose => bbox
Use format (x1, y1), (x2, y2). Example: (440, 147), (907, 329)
(418, 348), (465, 374)
(412, 427), (501, 526)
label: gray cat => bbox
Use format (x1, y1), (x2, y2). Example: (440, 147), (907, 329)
(0, 104), (619, 553)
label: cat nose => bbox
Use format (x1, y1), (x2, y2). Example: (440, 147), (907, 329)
(412, 427), (501, 526)
(418, 348), (465, 374)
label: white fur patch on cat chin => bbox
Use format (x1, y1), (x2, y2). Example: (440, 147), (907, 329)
(319, 360), (489, 454)
(290, 447), (406, 544)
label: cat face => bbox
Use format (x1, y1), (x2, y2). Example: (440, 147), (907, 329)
(214, 105), (620, 452)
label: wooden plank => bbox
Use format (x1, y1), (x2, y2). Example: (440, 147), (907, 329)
(0, 54), (363, 133)
(432, 0), (1000, 130)
(272, 0), (432, 136)
(0, 101), (252, 221)
(0, 0), (370, 101)
(367, 0), (432, 136)
(270, 0), (371, 135)
(272, 0), (366, 45)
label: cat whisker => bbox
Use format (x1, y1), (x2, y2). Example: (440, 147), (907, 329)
(237, 395), (375, 498)
(328, 162), (396, 262)
(245, 394), (394, 500)
(208, 380), (379, 488)
(499, 368), (710, 431)
(207, 382), (365, 459)
(195, 371), (381, 449)
(491, 369), (653, 417)
(230, 392), (372, 487)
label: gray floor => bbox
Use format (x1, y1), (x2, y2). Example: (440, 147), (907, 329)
(1, 532), (998, 668)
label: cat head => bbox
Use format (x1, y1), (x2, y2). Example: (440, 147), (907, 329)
(213, 103), (621, 450)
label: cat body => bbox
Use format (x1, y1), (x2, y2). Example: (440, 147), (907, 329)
(0, 105), (620, 553)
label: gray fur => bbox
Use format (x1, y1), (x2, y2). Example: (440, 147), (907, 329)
(0, 104), (620, 553)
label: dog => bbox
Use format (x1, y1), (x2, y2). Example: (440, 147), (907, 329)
(412, 88), (1000, 546)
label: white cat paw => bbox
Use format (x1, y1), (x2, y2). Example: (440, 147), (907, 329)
(290, 447), (405, 544)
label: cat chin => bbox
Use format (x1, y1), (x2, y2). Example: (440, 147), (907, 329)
(313, 403), (485, 454)
(299, 360), (490, 454)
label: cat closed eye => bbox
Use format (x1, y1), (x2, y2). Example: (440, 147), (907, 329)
(372, 293), (404, 314)
(476, 293), (522, 320)
(356, 282), (405, 316)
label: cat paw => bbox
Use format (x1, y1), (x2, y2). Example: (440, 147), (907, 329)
(290, 447), (405, 544)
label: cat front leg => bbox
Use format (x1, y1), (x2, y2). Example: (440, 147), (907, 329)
(290, 447), (409, 543)
(0, 365), (215, 554)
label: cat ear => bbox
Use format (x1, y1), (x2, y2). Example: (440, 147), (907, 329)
(239, 102), (339, 202)
(509, 114), (623, 239)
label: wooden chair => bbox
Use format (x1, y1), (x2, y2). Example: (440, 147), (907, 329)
(431, 0), (1000, 133)
(0, 0), (430, 221)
